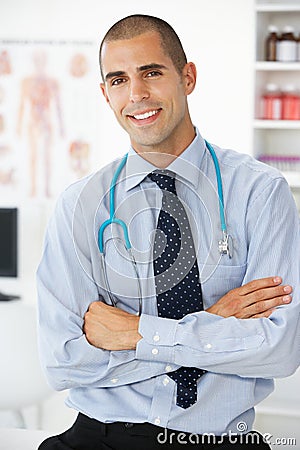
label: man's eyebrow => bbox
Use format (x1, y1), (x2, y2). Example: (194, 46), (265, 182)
(137, 63), (168, 72)
(104, 64), (168, 82)
(105, 71), (126, 82)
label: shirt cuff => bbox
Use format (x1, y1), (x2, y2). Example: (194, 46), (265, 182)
(136, 314), (178, 363)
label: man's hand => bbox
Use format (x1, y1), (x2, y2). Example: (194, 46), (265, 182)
(83, 301), (142, 351)
(206, 276), (292, 319)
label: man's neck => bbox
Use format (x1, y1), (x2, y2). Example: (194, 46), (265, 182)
(131, 127), (197, 169)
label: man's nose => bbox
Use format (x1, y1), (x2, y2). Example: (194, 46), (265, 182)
(129, 78), (149, 103)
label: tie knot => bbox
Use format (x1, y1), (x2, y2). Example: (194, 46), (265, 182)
(149, 170), (176, 194)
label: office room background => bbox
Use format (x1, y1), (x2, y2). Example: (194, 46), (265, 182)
(0, 0), (300, 448)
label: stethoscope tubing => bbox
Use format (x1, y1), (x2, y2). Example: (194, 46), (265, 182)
(204, 140), (227, 234)
(97, 140), (231, 313)
(98, 153), (130, 253)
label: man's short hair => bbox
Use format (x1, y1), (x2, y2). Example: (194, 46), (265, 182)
(99, 14), (187, 80)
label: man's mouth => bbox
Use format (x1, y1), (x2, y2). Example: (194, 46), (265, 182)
(129, 109), (161, 121)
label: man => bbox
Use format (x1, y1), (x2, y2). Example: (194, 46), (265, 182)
(37, 15), (300, 449)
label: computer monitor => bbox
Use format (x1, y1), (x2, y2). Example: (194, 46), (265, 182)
(0, 208), (18, 277)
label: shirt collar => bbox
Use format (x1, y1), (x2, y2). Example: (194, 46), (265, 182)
(124, 127), (206, 192)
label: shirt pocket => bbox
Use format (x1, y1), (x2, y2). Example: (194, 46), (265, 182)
(201, 263), (247, 309)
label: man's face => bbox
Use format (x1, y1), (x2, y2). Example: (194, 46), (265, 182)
(100, 31), (196, 155)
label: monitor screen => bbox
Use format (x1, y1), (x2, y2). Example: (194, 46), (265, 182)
(0, 208), (18, 277)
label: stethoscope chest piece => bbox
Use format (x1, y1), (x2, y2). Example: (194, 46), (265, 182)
(218, 232), (233, 259)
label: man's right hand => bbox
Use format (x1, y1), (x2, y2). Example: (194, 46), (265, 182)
(206, 277), (292, 319)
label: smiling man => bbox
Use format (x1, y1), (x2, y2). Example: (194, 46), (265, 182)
(37, 15), (300, 450)
(100, 31), (194, 158)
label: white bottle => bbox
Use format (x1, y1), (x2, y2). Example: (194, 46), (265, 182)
(277, 26), (297, 62)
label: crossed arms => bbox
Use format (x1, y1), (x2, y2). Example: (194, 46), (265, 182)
(83, 276), (293, 351)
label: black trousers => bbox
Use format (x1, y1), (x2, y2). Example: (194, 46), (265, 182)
(38, 413), (271, 450)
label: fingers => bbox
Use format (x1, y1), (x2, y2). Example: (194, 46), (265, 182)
(238, 276), (282, 296)
(236, 276), (293, 311)
(240, 284), (292, 308)
(240, 293), (292, 319)
(251, 309), (275, 319)
(87, 300), (133, 319)
(88, 300), (115, 312)
(209, 276), (293, 320)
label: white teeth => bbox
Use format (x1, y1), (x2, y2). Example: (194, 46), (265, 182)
(133, 110), (158, 120)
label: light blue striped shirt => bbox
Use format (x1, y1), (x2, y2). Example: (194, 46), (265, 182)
(37, 129), (300, 435)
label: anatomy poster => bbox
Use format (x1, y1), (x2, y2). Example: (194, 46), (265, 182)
(0, 40), (99, 200)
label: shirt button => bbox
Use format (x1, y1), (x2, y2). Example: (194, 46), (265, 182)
(152, 348), (159, 355)
(154, 417), (161, 426)
(163, 377), (170, 386)
(165, 365), (172, 372)
(153, 334), (160, 342)
(111, 378), (118, 383)
(205, 343), (212, 349)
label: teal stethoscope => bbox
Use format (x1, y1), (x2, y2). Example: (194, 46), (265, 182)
(98, 140), (232, 314)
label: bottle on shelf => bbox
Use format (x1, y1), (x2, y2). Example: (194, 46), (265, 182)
(281, 84), (300, 120)
(265, 25), (278, 61)
(260, 83), (282, 120)
(277, 26), (297, 62)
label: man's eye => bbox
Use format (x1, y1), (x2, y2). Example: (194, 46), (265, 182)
(146, 71), (161, 78)
(111, 78), (126, 86)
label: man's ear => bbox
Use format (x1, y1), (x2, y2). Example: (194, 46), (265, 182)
(100, 83), (110, 104)
(182, 62), (197, 95)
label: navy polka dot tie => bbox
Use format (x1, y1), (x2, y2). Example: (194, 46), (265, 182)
(149, 170), (206, 409)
